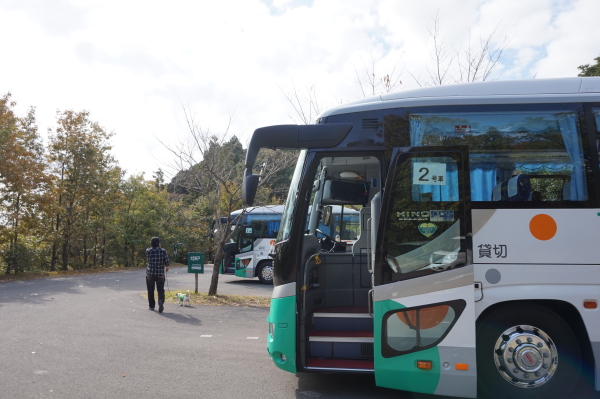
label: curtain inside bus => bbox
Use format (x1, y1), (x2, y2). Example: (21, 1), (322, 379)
(244, 214), (281, 238)
(408, 111), (587, 201)
(595, 109), (600, 168)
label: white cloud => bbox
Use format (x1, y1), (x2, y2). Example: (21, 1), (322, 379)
(0, 0), (597, 179)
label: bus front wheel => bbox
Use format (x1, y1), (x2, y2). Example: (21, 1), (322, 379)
(257, 261), (274, 285)
(476, 303), (582, 399)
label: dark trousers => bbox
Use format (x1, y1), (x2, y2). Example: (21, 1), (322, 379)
(146, 275), (165, 309)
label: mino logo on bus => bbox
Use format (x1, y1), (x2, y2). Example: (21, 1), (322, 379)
(396, 210), (454, 222)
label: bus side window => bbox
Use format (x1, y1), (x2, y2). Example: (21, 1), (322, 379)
(401, 108), (590, 203)
(594, 108), (600, 168)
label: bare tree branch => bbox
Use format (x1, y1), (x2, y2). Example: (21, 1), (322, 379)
(279, 81), (327, 125)
(353, 53), (403, 97)
(158, 107), (296, 294)
(415, 13), (509, 86)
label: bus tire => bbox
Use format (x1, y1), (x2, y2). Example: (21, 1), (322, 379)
(256, 261), (274, 285)
(476, 303), (582, 399)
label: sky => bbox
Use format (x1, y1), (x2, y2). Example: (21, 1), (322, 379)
(0, 0), (598, 180)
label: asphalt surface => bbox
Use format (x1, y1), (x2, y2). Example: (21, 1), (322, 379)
(164, 264), (274, 297)
(0, 266), (597, 398)
(0, 266), (408, 399)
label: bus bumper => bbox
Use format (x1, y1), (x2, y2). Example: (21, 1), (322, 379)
(267, 294), (297, 373)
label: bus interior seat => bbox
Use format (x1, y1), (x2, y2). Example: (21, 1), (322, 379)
(529, 191), (543, 201)
(492, 181), (508, 201)
(352, 207), (371, 255)
(507, 174), (531, 201)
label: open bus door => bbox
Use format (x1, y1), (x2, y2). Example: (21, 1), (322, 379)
(234, 225), (255, 278)
(216, 216), (238, 274)
(221, 242), (238, 274)
(373, 146), (477, 398)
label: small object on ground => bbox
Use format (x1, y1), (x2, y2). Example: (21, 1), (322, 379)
(176, 290), (191, 306)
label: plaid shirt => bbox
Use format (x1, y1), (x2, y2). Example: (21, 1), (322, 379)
(146, 247), (170, 276)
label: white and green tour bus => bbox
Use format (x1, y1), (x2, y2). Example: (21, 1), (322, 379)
(220, 205), (361, 284)
(242, 77), (600, 398)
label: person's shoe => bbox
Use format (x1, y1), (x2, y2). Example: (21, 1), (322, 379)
(149, 308), (155, 311)
(158, 300), (164, 313)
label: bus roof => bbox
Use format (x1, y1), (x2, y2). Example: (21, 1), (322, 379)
(319, 77), (600, 118)
(230, 205), (285, 216)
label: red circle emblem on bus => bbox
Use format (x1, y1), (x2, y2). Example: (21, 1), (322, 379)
(529, 214), (557, 241)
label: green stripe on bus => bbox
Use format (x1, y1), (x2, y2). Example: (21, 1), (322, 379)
(267, 295), (297, 373)
(234, 267), (247, 278)
(374, 299), (440, 394)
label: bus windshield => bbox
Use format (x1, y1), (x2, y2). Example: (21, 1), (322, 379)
(278, 150), (307, 242)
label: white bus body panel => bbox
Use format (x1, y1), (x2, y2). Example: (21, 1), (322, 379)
(473, 209), (600, 264)
(236, 237), (275, 278)
(472, 208), (600, 389)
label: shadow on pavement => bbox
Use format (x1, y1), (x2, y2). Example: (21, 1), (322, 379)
(294, 370), (598, 399)
(223, 279), (273, 289)
(157, 310), (203, 326)
(0, 268), (151, 306)
(294, 373), (454, 399)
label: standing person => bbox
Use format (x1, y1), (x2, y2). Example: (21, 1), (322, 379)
(146, 237), (170, 313)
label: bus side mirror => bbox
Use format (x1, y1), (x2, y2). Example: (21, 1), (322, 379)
(322, 206), (332, 226)
(243, 170), (259, 207)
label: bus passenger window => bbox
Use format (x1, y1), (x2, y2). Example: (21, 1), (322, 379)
(404, 109), (589, 202)
(594, 108), (600, 168)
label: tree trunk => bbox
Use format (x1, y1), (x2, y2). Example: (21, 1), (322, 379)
(5, 239), (13, 275)
(61, 239), (69, 271)
(13, 194), (21, 273)
(208, 242), (224, 296)
(93, 232), (98, 267)
(50, 243), (58, 272)
(83, 235), (88, 267)
(101, 235), (106, 268)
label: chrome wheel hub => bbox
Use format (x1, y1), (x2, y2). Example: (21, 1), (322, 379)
(493, 325), (558, 388)
(262, 265), (273, 281)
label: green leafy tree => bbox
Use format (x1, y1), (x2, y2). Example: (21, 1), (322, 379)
(47, 110), (116, 271)
(0, 94), (52, 274)
(75, 166), (123, 268)
(578, 55), (600, 77)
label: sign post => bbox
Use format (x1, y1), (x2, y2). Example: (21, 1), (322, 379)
(187, 253), (204, 294)
(173, 242), (184, 261)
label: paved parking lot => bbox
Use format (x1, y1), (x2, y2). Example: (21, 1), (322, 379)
(1, 266), (597, 398)
(0, 266), (407, 399)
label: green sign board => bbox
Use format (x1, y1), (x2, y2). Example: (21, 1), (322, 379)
(187, 253), (204, 274)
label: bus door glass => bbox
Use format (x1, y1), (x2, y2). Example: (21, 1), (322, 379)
(594, 107), (600, 167)
(373, 146), (477, 398)
(238, 225), (254, 254)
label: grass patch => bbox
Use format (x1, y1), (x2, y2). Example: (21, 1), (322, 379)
(153, 290), (271, 308)
(0, 265), (148, 283)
